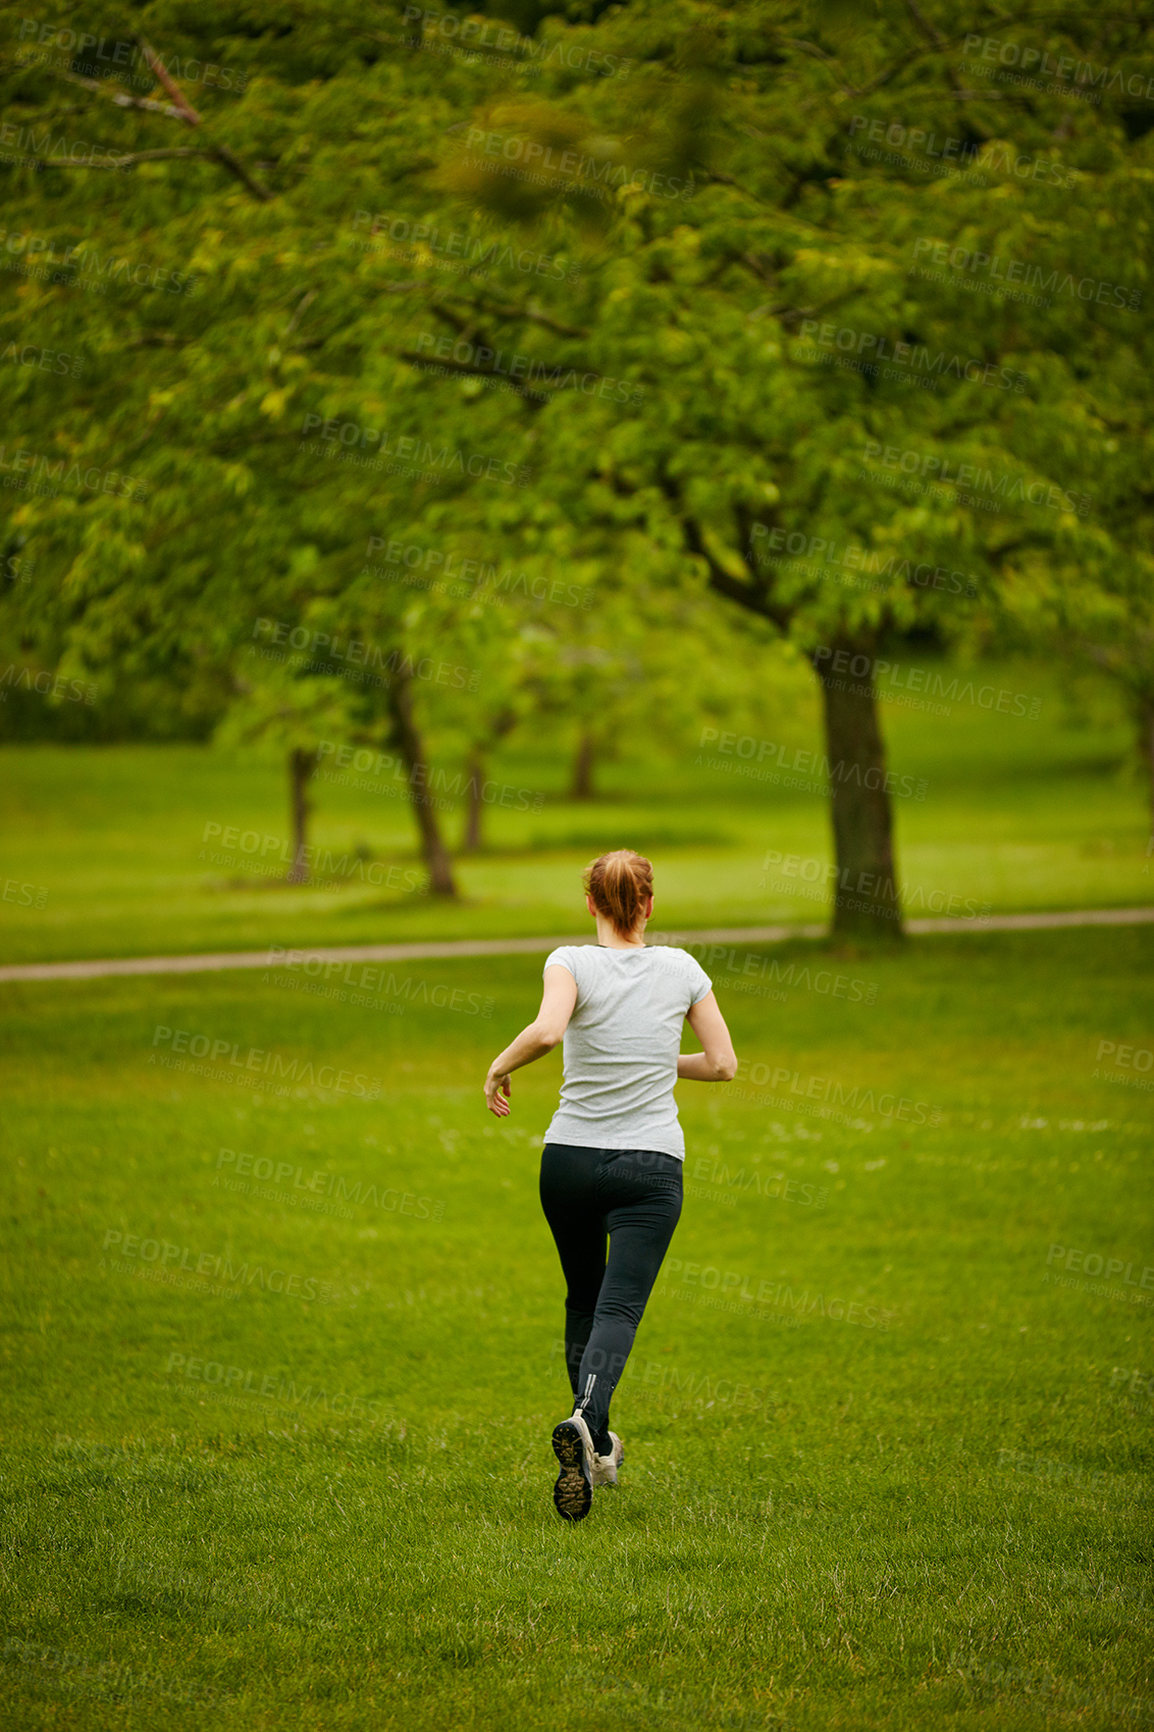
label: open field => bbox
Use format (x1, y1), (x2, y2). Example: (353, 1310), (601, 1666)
(2, 924), (1152, 1730)
(3, 3), (1151, 1723)
(0, 660), (1149, 965)
(3, 654), (1151, 1728)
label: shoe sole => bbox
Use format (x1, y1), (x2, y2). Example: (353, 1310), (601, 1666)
(551, 1420), (592, 1522)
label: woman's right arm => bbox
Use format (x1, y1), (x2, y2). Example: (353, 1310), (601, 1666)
(483, 964), (577, 1116)
(679, 991), (737, 1081)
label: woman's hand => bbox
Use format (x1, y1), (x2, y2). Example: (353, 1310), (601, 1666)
(481, 970), (574, 1118)
(484, 1069), (511, 1117)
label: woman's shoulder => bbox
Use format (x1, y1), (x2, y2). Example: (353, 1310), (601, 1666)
(544, 944), (582, 975)
(646, 943), (699, 966)
(649, 944), (711, 991)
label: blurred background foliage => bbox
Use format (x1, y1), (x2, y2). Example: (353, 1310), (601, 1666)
(0, 0), (1150, 929)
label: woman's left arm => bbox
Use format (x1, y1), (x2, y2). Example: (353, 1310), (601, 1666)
(484, 965), (577, 1117)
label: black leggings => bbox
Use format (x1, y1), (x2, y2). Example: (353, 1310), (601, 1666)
(539, 1141), (683, 1440)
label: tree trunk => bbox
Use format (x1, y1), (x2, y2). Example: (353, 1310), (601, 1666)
(1138, 696), (1154, 845)
(386, 669), (458, 897)
(461, 747), (485, 854)
(571, 728), (596, 800)
(286, 747), (313, 884)
(812, 638), (904, 942)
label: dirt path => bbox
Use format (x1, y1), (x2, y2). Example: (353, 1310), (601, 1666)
(1, 906), (1151, 983)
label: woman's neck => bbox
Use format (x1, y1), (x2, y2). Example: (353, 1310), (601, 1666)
(594, 914), (646, 949)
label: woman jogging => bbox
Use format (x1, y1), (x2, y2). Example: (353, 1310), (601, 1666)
(483, 849), (737, 1522)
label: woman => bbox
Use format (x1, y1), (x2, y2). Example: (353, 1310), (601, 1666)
(483, 848), (737, 1522)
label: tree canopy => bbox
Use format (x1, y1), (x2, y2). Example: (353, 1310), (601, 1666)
(2, 0), (1151, 929)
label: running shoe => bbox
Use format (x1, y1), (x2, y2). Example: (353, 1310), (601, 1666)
(591, 1431), (624, 1488)
(551, 1413), (593, 1522)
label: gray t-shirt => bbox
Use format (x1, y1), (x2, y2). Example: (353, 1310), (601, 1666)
(541, 943), (713, 1160)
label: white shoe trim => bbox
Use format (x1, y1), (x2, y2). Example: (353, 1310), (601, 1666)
(567, 1409), (595, 1470)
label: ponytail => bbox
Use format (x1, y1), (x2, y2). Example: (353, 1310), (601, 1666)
(583, 849), (653, 939)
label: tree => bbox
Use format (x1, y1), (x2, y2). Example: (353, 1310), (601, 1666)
(213, 652), (353, 884)
(281, 583), (465, 897)
(385, 1), (1152, 939)
(1001, 560), (1154, 834)
(2, 1), (1149, 941)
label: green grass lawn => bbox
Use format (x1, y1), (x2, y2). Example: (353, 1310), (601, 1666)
(2, 925), (1152, 1730)
(0, 659), (1149, 965)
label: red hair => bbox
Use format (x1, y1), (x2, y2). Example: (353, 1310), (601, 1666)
(584, 850), (653, 938)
